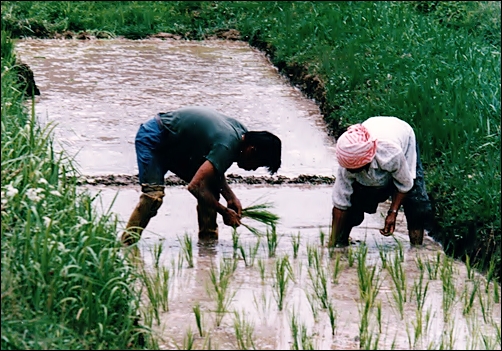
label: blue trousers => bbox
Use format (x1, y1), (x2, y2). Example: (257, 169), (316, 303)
(135, 117), (171, 190)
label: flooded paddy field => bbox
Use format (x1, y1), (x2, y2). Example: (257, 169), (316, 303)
(15, 38), (501, 349)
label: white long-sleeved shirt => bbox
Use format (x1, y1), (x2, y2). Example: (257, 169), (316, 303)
(332, 116), (417, 210)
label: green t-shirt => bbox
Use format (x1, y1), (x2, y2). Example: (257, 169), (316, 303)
(157, 106), (248, 179)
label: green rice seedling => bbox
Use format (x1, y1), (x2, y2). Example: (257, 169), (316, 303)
(305, 291), (320, 321)
(239, 244), (248, 266)
(291, 232), (301, 259)
(289, 309), (314, 350)
(410, 305), (425, 349)
(138, 265), (172, 325)
(150, 241), (164, 269)
(140, 303), (156, 330)
(356, 244), (381, 305)
(415, 255), (425, 274)
(170, 257), (180, 277)
(493, 280), (500, 303)
(357, 295), (379, 350)
(494, 320), (501, 348)
(462, 279), (479, 316)
(425, 252), (441, 280)
(206, 258), (236, 327)
(158, 266), (172, 313)
(233, 309), (256, 350)
(222, 256), (239, 275)
(355, 244), (382, 349)
(307, 244), (315, 268)
(265, 224), (280, 258)
(360, 326), (380, 350)
(423, 307), (434, 339)
(332, 252), (343, 284)
(386, 251), (407, 319)
(299, 324), (315, 350)
(347, 246), (355, 267)
(272, 255), (294, 311)
(319, 229), (326, 247)
(252, 289), (272, 317)
(306, 243), (322, 269)
(177, 251), (185, 271)
(481, 333), (497, 350)
(289, 309), (301, 351)
(193, 303), (204, 337)
(392, 237), (405, 263)
(257, 257), (266, 283)
(178, 327), (195, 350)
(202, 332), (213, 350)
(376, 300), (382, 334)
(232, 228), (240, 257)
(411, 269), (429, 312)
(485, 256), (496, 293)
(327, 301), (338, 336)
(178, 233), (194, 268)
(239, 239), (260, 267)
(437, 320), (456, 351)
(465, 314), (481, 350)
(307, 262), (329, 309)
(376, 241), (390, 269)
(440, 256), (456, 323)
(477, 281), (489, 324)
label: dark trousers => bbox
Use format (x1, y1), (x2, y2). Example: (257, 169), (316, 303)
(346, 143), (433, 231)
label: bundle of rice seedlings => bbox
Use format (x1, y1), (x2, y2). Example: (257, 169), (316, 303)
(240, 202), (280, 236)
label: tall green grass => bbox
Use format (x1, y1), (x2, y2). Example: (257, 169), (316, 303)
(1, 31), (151, 349)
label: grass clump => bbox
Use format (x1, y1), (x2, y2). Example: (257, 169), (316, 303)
(272, 255), (294, 311)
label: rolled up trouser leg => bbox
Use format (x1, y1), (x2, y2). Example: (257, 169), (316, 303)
(122, 189), (164, 245)
(197, 200), (218, 240)
(334, 207), (364, 247)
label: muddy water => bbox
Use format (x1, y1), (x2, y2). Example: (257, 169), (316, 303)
(15, 39), (500, 350)
(15, 38), (337, 178)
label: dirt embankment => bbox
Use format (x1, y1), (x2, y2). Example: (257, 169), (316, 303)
(76, 174), (336, 187)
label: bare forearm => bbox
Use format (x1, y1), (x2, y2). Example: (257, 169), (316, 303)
(220, 177), (236, 202)
(389, 190), (407, 213)
(188, 183), (226, 215)
(187, 161), (227, 216)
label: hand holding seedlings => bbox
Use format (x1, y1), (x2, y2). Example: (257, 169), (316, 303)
(380, 209), (397, 236)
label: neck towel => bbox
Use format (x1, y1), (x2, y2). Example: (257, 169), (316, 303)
(336, 124), (377, 169)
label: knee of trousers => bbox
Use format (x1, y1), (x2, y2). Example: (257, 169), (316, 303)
(346, 209), (365, 228)
(141, 189), (165, 217)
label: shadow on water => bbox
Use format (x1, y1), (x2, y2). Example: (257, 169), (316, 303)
(15, 38), (501, 350)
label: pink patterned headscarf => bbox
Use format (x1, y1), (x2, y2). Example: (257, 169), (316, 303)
(336, 124), (377, 169)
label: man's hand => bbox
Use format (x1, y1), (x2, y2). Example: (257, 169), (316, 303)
(380, 212), (397, 236)
(223, 208), (241, 227)
(226, 197), (242, 217)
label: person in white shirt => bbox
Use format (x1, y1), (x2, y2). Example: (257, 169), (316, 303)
(329, 116), (433, 247)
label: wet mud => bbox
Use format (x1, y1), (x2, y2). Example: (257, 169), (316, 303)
(75, 173), (335, 186)
(15, 38), (501, 350)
